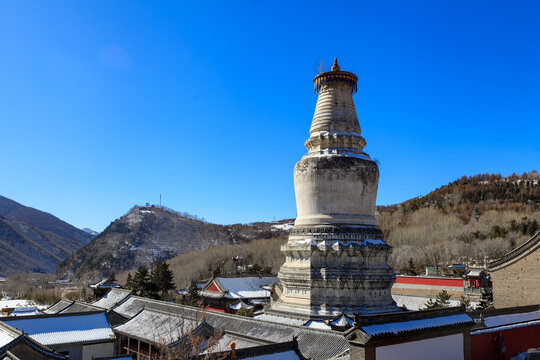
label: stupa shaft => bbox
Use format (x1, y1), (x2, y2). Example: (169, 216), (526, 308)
(269, 59), (397, 318)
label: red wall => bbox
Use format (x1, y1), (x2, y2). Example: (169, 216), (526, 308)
(395, 276), (463, 288)
(471, 323), (540, 360)
(206, 306), (229, 313)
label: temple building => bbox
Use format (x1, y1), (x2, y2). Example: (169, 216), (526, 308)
(268, 59), (397, 319)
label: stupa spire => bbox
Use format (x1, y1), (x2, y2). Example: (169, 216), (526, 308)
(331, 57), (340, 71)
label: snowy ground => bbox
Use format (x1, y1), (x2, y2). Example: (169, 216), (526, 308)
(392, 294), (479, 310)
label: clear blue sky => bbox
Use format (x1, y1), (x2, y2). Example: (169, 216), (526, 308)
(1, 1), (539, 232)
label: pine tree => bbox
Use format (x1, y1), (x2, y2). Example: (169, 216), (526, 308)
(186, 280), (201, 306)
(424, 297), (438, 309)
(132, 265), (151, 296)
(459, 295), (471, 311)
(153, 261), (175, 299)
(478, 286), (494, 310)
(435, 290), (451, 308)
(425, 290), (452, 309)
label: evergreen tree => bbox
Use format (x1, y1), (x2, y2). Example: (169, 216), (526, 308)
(153, 261), (175, 299)
(459, 295), (472, 311)
(478, 286), (494, 310)
(132, 265), (151, 296)
(435, 290), (451, 308)
(424, 297), (438, 309)
(186, 280), (201, 306)
(424, 290), (452, 309)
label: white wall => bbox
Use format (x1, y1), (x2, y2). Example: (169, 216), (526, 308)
(376, 333), (463, 360)
(82, 341), (115, 360)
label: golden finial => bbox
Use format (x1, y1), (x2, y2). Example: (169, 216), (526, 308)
(331, 57), (340, 72)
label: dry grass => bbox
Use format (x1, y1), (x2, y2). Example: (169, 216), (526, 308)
(381, 207), (540, 270)
(119, 235), (287, 288)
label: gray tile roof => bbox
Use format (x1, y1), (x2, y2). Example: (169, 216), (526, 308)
(42, 300), (73, 314)
(114, 309), (201, 345)
(92, 288), (132, 310)
(108, 295), (349, 360)
(59, 301), (103, 314)
(214, 277), (278, 299)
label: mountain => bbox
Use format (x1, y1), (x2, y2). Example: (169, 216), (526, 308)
(377, 172), (540, 273)
(0, 196), (93, 276)
(82, 228), (99, 236)
(151, 172), (540, 288)
(61, 171), (540, 283)
(0, 196), (92, 245)
(57, 206), (289, 280)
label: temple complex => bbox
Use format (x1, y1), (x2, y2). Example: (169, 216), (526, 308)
(268, 59), (398, 319)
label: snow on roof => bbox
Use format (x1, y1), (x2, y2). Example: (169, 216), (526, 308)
(3, 312), (115, 346)
(304, 320), (331, 330)
(43, 300), (73, 314)
(243, 350), (301, 360)
(202, 333), (261, 354)
(9, 307), (40, 317)
(467, 269), (485, 277)
(481, 310), (540, 328)
(229, 300), (253, 311)
(90, 278), (109, 288)
(114, 309), (202, 345)
(472, 319), (540, 335)
(60, 301), (103, 314)
(250, 299), (269, 305)
(216, 277), (278, 299)
(359, 314), (473, 337)
(0, 326), (18, 348)
(253, 314), (305, 327)
(329, 314), (355, 327)
(92, 288), (132, 309)
(98, 295), (350, 360)
(199, 290), (226, 299)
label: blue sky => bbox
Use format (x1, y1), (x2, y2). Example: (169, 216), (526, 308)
(1, 1), (539, 231)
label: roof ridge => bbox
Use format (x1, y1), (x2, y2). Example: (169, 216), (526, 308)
(2, 310), (106, 321)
